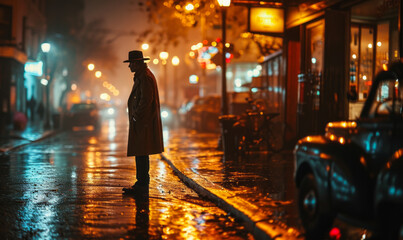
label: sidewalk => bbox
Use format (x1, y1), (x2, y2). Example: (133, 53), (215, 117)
(0, 125), (303, 239)
(0, 121), (58, 154)
(161, 129), (303, 240)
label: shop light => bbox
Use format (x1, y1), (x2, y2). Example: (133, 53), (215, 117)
(352, 54), (357, 59)
(217, 0), (231, 7)
(311, 57), (317, 64)
(71, 83), (77, 91)
(24, 61), (43, 76)
(377, 41), (382, 47)
(368, 43), (373, 49)
(234, 78), (242, 88)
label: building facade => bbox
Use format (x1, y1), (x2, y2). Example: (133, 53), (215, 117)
(282, 0), (401, 142)
(0, 0), (46, 132)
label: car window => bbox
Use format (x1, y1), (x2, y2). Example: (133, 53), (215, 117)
(71, 103), (96, 112)
(368, 79), (402, 118)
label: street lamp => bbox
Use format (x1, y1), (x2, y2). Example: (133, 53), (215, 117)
(141, 43), (149, 51)
(159, 51), (169, 104)
(88, 63), (95, 71)
(41, 42), (51, 129)
(95, 70), (102, 78)
(172, 56), (180, 107)
(217, 0), (231, 115)
(41, 42), (51, 53)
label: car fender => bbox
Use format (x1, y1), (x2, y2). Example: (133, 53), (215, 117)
(295, 135), (370, 215)
(294, 135), (335, 214)
(375, 148), (403, 213)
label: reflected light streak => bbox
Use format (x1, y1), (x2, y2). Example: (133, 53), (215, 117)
(89, 137), (97, 144)
(109, 143), (117, 152)
(163, 127), (170, 146)
(108, 119), (116, 141)
(19, 154), (59, 239)
(157, 159), (167, 176)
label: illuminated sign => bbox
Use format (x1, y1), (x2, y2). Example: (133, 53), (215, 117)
(24, 61), (43, 76)
(249, 7), (284, 35)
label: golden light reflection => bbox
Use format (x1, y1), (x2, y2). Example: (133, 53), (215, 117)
(327, 121), (357, 129)
(87, 146), (96, 152)
(338, 137), (345, 144)
(108, 119), (116, 141)
(87, 172), (94, 184)
(303, 135), (326, 143)
(88, 137), (97, 144)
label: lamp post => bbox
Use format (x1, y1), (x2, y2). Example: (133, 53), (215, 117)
(172, 56), (180, 107)
(159, 51), (169, 104)
(41, 42), (51, 129)
(217, 0), (230, 115)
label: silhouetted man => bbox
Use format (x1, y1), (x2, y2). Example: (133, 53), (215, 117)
(122, 50), (164, 195)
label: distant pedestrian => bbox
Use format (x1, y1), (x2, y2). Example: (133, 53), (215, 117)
(27, 96), (37, 121)
(122, 50), (164, 195)
(37, 102), (44, 120)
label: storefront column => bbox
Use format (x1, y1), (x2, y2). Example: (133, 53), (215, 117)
(321, 9), (350, 129)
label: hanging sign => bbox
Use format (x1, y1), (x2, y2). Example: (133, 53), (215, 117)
(248, 7), (284, 36)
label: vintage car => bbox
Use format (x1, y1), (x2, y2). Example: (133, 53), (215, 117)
(294, 62), (403, 239)
(64, 102), (100, 130)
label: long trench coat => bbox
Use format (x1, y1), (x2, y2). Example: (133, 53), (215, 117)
(127, 67), (164, 156)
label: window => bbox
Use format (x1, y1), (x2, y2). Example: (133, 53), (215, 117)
(0, 4), (12, 41)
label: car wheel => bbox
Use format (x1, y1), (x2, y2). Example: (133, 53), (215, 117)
(298, 174), (334, 239)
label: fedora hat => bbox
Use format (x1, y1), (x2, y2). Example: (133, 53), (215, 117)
(123, 50), (150, 63)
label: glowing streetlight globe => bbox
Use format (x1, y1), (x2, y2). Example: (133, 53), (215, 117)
(141, 43), (149, 50)
(159, 52), (169, 60)
(88, 63), (95, 71)
(185, 3), (194, 11)
(172, 56), (180, 66)
(41, 42), (51, 53)
(95, 71), (102, 78)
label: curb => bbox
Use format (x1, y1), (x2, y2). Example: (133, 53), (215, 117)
(0, 130), (61, 154)
(160, 153), (302, 240)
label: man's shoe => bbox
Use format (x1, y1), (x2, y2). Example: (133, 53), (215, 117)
(122, 182), (149, 195)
